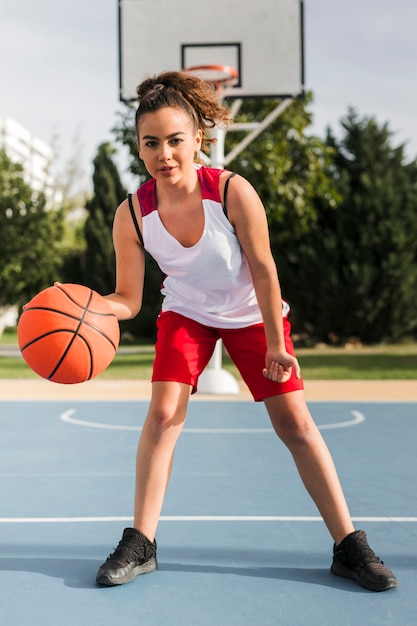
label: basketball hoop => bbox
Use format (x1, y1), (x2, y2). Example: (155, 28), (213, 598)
(183, 64), (238, 94)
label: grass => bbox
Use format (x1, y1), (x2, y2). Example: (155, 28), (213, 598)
(296, 348), (417, 380)
(2, 328), (417, 380)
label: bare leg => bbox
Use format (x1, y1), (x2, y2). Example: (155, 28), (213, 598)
(133, 381), (191, 541)
(264, 390), (354, 545)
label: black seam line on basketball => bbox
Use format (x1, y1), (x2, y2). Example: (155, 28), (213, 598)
(80, 322), (119, 351)
(55, 284), (117, 318)
(24, 305), (115, 319)
(48, 290), (94, 380)
(55, 283), (92, 311)
(20, 329), (72, 352)
(23, 305), (117, 335)
(22, 307), (88, 322)
(20, 320), (117, 353)
(48, 332), (94, 381)
(55, 283), (116, 318)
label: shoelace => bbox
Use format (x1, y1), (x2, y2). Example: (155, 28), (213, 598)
(350, 544), (384, 567)
(107, 540), (145, 564)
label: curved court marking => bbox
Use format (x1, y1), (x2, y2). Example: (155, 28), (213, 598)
(59, 409), (365, 433)
(319, 410), (365, 430)
(0, 515), (416, 524)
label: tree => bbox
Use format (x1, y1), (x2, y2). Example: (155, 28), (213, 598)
(223, 95), (340, 335)
(0, 149), (64, 310)
(112, 108), (148, 183)
(327, 110), (417, 342)
(82, 143), (127, 295)
(282, 110), (417, 343)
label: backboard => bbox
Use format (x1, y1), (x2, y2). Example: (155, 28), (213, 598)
(118, 0), (305, 103)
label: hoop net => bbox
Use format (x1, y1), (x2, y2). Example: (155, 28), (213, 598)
(183, 64), (238, 94)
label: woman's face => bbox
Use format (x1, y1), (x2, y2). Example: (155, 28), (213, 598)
(137, 107), (202, 183)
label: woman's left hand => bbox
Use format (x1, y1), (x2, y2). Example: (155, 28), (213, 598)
(262, 351), (301, 383)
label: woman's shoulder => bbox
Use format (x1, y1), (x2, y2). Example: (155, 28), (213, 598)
(197, 166), (235, 201)
(197, 165), (229, 179)
(137, 178), (157, 215)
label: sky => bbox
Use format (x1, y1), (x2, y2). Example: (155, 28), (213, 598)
(0, 0), (416, 191)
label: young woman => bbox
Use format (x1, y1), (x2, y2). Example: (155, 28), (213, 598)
(96, 71), (397, 592)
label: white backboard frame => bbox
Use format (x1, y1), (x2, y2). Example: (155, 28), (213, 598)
(118, 0), (305, 102)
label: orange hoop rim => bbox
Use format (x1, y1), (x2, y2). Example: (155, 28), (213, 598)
(183, 64), (238, 90)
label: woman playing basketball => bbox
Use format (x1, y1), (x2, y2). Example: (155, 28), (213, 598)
(96, 71), (397, 592)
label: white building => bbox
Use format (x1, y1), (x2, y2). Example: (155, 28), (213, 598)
(0, 117), (55, 197)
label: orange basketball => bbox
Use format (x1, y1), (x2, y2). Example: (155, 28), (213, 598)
(17, 283), (120, 384)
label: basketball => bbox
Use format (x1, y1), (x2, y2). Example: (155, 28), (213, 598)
(17, 283), (120, 384)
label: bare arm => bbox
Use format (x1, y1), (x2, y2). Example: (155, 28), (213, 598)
(104, 198), (145, 320)
(224, 174), (301, 382)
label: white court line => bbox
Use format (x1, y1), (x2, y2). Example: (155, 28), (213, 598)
(59, 409), (365, 433)
(0, 515), (416, 523)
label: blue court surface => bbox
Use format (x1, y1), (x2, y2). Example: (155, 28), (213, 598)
(1, 398), (416, 625)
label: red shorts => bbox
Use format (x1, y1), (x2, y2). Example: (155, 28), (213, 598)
(152, 311), (304, 401)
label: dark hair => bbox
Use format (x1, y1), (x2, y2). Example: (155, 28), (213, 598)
(135, 71), (232, 154)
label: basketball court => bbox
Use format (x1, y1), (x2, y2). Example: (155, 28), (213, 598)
(2, 1), (415, 623)
(0, 384), (416, 625)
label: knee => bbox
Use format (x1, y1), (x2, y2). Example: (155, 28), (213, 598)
(144, 407), (186, 439)
(271, 411), (318, 449)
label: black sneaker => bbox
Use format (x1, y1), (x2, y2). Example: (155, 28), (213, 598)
(96, 528), (157, 586)
(331, 530), (398, 591)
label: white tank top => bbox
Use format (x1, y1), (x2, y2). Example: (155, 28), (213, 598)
(136, 166), (289, 328)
